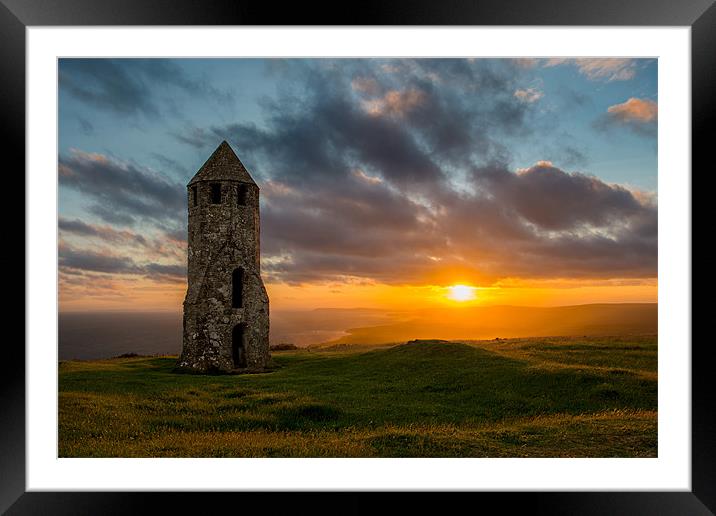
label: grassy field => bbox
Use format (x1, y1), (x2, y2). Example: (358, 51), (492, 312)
(58, 335), (657, 457)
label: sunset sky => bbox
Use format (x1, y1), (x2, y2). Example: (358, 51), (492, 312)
(58, 58), (657, 312)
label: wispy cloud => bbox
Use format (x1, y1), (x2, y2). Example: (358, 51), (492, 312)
(59, 149), (185, 228)
(514, 88), (543, 103)
(59, 241), (185, 281)
(544, 58), (639, 82)
(361, 89), (426, 117)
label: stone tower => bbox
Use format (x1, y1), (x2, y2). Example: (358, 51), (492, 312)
(176, 141), (270, 373)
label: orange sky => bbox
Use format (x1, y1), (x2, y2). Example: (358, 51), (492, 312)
(59, 275), (657, 313)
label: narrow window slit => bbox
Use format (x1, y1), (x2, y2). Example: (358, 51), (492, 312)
(232, 267), (244, 308)
(210, 183), (222, 204)
(237, 184), (248, 206)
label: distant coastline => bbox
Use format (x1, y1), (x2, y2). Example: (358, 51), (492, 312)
(59, 303), (657, 361)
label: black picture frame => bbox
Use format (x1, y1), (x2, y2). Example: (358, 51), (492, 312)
(5, 1), (710, 514)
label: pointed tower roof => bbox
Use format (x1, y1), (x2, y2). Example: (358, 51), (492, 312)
(188, 141), (257, 187)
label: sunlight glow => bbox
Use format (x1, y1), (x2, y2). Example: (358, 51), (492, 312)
(447, 284), (477, 302)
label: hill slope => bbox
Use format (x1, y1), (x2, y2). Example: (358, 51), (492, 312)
(59, 335), (657, 457)
(320, 303), (657, 346)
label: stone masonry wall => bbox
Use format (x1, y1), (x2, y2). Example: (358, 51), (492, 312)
(177, 180), (270, 373)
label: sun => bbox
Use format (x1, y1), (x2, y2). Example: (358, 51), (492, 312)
(447, 284), (477, 302)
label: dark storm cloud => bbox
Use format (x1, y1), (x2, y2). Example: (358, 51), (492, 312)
(59, 150), (185, 228)
(376, 60), (531, 164)
(224, 95), (447, 190)
(517, 231), (657, 279)
(471, 162), (647, 230)
(261, 160), (656, 283)
(257, 162), (656, 284)
(62, 59), (656, 285)
(161, 59), (656, 284)
(263, 249), (445, 284)
(59, 59), (234, 117)
(432, 161), (657, 280)
(260, 176), (444, 262)
(180, 59), (532, 188)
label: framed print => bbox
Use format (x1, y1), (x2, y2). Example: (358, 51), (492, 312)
(7, 0), (711, 513)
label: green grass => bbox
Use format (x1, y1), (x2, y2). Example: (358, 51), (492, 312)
(58, 335), (657, 457)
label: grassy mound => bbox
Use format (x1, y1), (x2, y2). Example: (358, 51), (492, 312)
(59, 335), (657, 457)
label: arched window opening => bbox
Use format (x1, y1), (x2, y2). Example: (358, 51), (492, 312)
(232, 267), (244, 308)
(237, 184), (248, 206)
(191, 185), (198, 207)
(210, 183), (222, 204)
(232, 324), (247, 369)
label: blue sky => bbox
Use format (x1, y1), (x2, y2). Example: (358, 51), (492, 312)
(59, 58), (657, 190)
(57, 58), (657, 309)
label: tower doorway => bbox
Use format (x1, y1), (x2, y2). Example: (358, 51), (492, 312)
(232, 324), (247, 369)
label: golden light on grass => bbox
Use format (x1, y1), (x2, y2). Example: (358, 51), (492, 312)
(447, 284), (477, 302)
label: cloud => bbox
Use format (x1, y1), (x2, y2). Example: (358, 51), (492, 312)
(163, 60), (656, 285)
(514, 88), (543, 103)
(59, 217), (186, 262)
(170, 126), (214, 149)
(200, 59), (534, 186)
(59, 241), (185, 281)
(361, 89), (426, 117)
(143, 263), (187, 278)
(513, 58), (540, 69)
(57, 149), (188, 283)
(59, 149), (185, 228)
(352, 169), (383, 185)
(351, 76), (380, 95)
(544, 58), (638, 81)
(432, 162), (656, 282)
(260, 157), (656, 284)
(58, 59), (656, 288)
(59, 217), (148, 246)
(59, 242), (144, 275)
(607, 97), (658, 123)
(59, 59), (234, 117)
(473, 161), (649, 231)
(595, 97), (658, 137)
